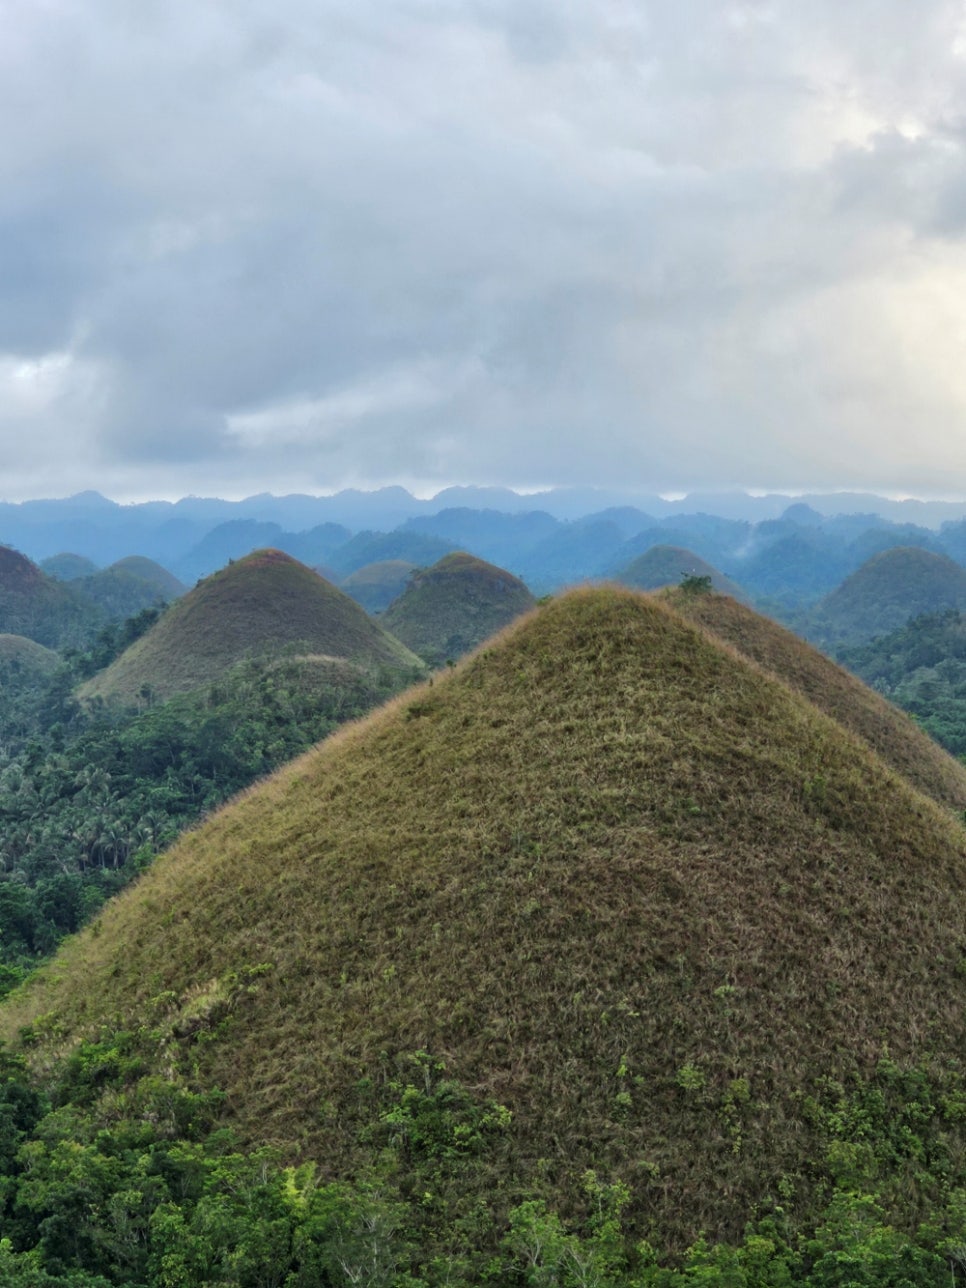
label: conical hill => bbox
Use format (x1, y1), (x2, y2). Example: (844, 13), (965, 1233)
(7, 588), (966, 1249)
(74, 556), (187, 621)
(616, 543), (748, 601)
(813, 545), (966, 646)
(78, 549), (422, 704)
(669, 587), (966, 810)
(381, 550), (536, 664)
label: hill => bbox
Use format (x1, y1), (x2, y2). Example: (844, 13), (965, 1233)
(8, 587), (966, 1255)
(78, 549), (423, 705)
(381, 551), (536, 664)
(615, 544), (748, 600)
(0, 545), (100, 648)
(812, 546), (966, 646)
(340, 559), (417, 614)
(40, 552), (99, 580)
(73, 555), (186, 621)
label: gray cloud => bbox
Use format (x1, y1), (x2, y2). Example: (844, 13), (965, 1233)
(2, 0), (966, 500)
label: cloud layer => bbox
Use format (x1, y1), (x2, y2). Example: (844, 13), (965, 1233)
(3, 1), (966, 499)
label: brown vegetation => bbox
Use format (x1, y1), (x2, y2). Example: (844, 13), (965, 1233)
(7, 587), (966, 1248)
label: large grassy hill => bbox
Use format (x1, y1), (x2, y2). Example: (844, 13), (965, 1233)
(381, 550), (536, 664)
(8, 587), (966, 1253)
(811, 546), (966, 646)
(78, 548), (422, 704)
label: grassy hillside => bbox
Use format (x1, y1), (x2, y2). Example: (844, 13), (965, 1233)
(8, 587), (966, 1253)
(0, 632), (58, 672)
(812, 546), (966, 646)
(671, 588), (966, 810)
(79, 549), (423, 704)
(382, 550), (536, 664)
(615, 544), (748, 600)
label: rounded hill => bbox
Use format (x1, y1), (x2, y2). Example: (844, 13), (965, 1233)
(813, 546), (966, 645)
(74, 556), (187, 621)
(615, 544), (747, 600)
(78, 549), (423, 704)
(41, 552), (99, 581)
(10, 588), (966, 1250)
(381, 550), (536, 664)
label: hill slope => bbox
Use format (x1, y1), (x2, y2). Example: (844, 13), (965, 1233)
(8, 587), (966, 1250)
(670, 588), (966, 810)
(0, 545), (99, 647)
(0, 633), (59, 689)
(381, 551), (536, 663)
(79, 549), (422, 704)
(812, 546), (966, 645)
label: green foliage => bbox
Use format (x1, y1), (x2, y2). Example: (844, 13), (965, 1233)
(0, 1039), (960, 1285)
(679, 575), (714, 597)
(840, 610), (966, 756)
(369, 1052), (512, 1174)
(0, 630), (416, 971)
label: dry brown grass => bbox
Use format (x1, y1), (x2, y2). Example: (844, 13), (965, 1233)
(9, 587), (966, 1247)
(670, 588), (966, 810)
(78, 548), (423, 703)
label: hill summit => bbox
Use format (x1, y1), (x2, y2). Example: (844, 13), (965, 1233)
(381, 550), (536, 664)
(10, 586), (966, 1251)
(78, 549), (422, 704)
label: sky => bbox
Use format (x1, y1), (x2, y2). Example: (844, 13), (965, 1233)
(4, 1), (966, 502)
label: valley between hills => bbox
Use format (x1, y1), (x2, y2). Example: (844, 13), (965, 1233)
(2, 491), (966, 1284)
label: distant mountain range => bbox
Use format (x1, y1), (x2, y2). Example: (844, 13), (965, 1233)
(6, 488), (966, 575)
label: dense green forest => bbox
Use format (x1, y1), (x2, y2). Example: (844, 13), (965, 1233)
(839, 610), (966, 756)
(0, 608), (417, 984)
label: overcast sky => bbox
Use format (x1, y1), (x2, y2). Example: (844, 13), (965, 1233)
(3, 1), (966, 501)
